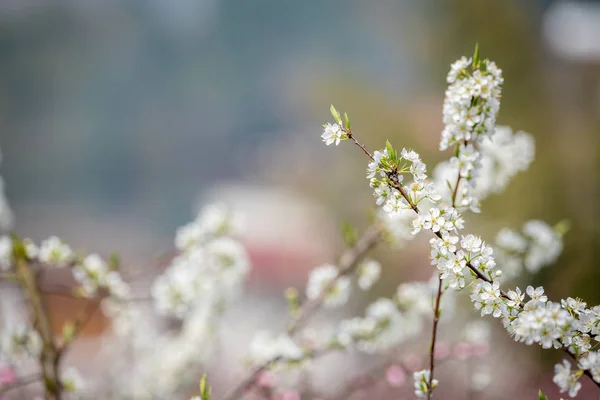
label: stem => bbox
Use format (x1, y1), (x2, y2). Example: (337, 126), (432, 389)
(222, 224), (383, 400)
(15, 258), (62, 399)
(427, 276), (443, 399)
(450, 174), (462, 207)
(346, 131), (374, 161)
(427, 158), (463, 398)
(347, 132), (600, 391)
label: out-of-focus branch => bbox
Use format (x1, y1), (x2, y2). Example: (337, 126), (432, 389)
(222, 224), (384, 400)
(15, 258), (62, 399)
(286, 223), (383, 336)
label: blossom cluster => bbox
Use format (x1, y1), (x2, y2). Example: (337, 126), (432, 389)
(0, 324), (42, 362)
(368, 146), (440, 216)
(434, 126), (535, 212)
(413, 369), (437, 398)
(437, 54), (503, 210)
(441, 53), (503, 151)
(151, 203), (250, 318)
(495, 219), (564, 278)
(332, 278), (450, 354)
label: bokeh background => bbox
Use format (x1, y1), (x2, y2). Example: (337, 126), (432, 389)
(1, 0), (600, 399)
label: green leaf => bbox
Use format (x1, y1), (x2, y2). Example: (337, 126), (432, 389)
(62, 322), (75, 344)
(285, 287), (299, 316)
(472, 42), (480, 69)
(330, 104), (342, 125)
(199, 374), (211, 400)
(109, 252), (121, 271)
(344, 112), (351, 130)
(341, 221), (358, 247)
(554, 219), (571, 237)
(385, 140), (397, 163)
(538, 390), (548, 400)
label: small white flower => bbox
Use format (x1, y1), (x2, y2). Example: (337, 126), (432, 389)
(249, 331), (302, 365)
(553, 360), (581, 398)
(413, 369), (437, 398)
(357, 259), (381, 290)
(61, 367), (86, 395)
(1, 325), (42, 360)
(38, 236), (75, 267)
(321, 123), (344, 146)
(306, 264), (351, 308)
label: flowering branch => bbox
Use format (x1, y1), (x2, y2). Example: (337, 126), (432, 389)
(324, 105), (600, 395)
(14, 256), (63, 399)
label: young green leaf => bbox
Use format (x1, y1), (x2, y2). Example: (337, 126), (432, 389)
(538, 390), (548, 400)
(344, 112), (351, 130)
(341, 221), (358, 247)
(199, 374), (211, 400)
(472, 42), (480, 69)
(330, 104), (342, 125)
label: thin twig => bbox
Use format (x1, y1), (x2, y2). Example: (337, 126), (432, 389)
(427, 276), (443, 399)
(222, 224), (383, 400)
(427, 157), (464, 397)
(15, 259), (62, 399)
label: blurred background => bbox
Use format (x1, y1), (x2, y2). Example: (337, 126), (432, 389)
(1, 0), (600, 399)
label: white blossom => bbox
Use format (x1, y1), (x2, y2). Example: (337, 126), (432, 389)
(38, 236), (75, 267)
(1, 325), (42, 361)
(321, 123), (344, 146)
(357, 259), (381, 290)
(61, 367), (86, 396)
(413, 369), (437, 398)
(73, 253), (110, 297)
(249, 331), (303, 365)
(306, 264), (350, 308)
(553, 360), (581, 398)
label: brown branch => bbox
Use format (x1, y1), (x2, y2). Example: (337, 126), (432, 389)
(346, 131), (374, 161)
(15, 259), (62, 399)
(427, 276), (443, 399)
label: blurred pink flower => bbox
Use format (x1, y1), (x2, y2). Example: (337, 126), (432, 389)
(257, 371), (277, 388)
(275, 390), (301, 400)
(434, 342), (450, 360)
(453, 342), (472, 360)
(0, 367), (16, 385)
(385, 365), (406, 387)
